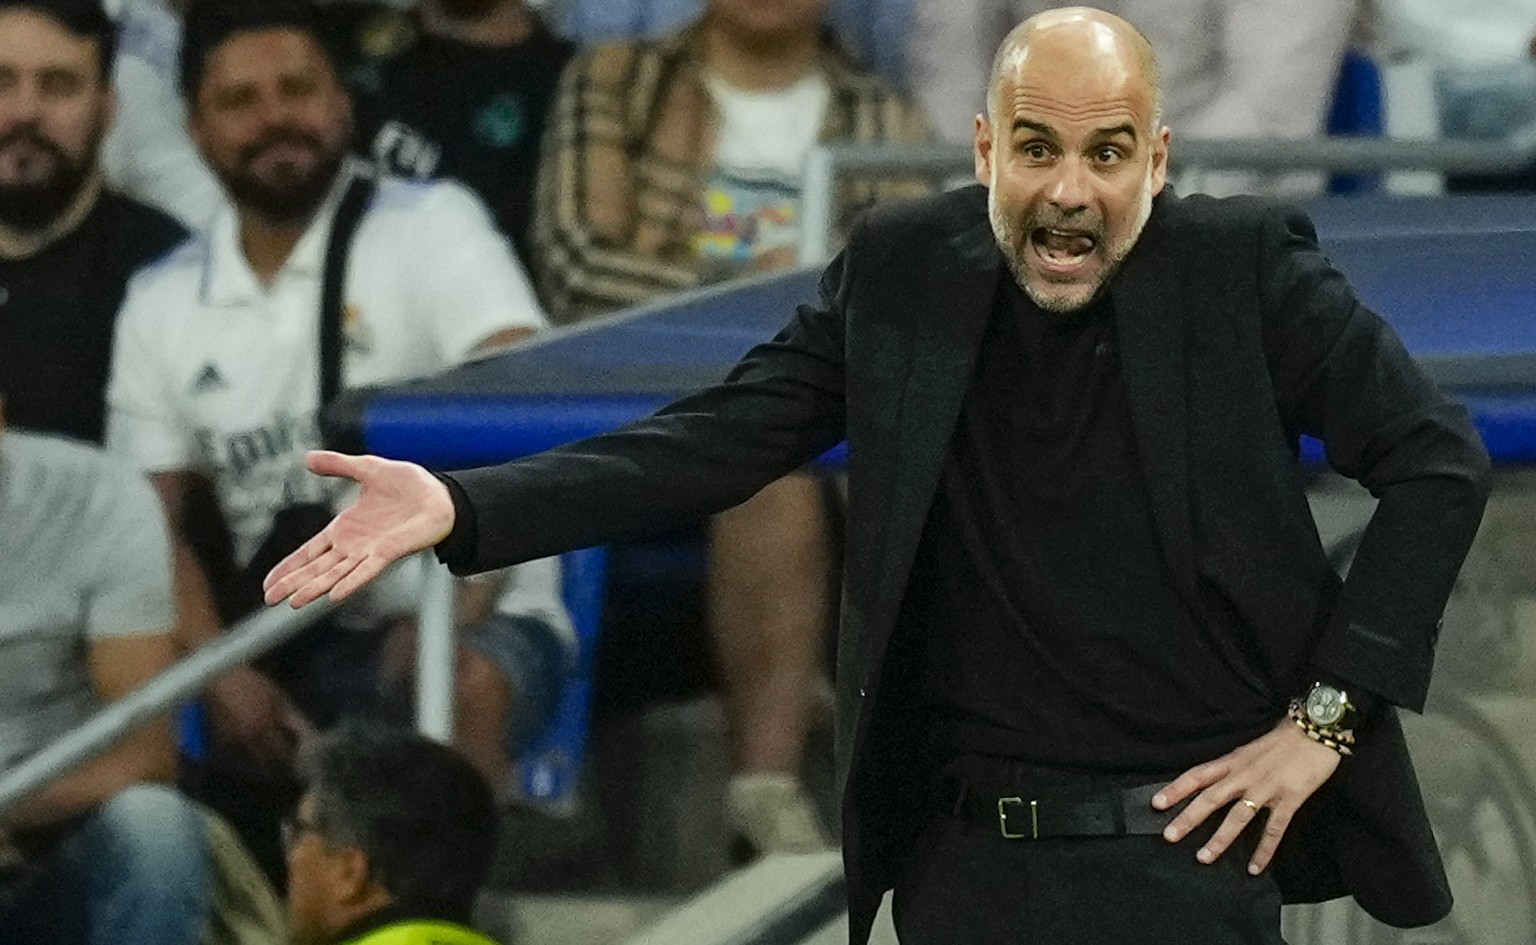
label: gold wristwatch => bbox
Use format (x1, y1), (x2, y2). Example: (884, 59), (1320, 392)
(1287, 681), (1358, 756)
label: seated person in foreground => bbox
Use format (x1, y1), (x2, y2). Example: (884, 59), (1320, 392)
(285, 721), (501, 945)
(0, 400), (211, 945)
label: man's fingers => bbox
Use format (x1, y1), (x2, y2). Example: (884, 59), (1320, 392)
(1164, 777), (1243, 841)
(292, 552), (366, 608)
(265, 543), (342, 606)
(1194, 798), (1265, 864)
(1247, 807), (1293, 875)
(262, 532), (334, 599)
(1154, 759), (1230, 811)
(329, 555), (388, 603)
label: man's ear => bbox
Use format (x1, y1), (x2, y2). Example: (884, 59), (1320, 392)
(1150, 125), (1171, 194)
(974, 114), (994, 186)
(332, 846), (374, 903)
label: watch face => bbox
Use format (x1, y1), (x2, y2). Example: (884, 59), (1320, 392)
(1306, 685), (1347, 727)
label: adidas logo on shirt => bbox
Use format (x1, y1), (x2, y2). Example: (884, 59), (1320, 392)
(192, 363), (228, 394)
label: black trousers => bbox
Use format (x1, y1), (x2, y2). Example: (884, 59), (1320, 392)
(893, 815), (1287, 945)
(892, 756), (1287, 945)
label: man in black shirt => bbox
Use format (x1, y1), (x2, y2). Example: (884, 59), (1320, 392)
(264, 8), (1492, 944)
(0, 0), (186, 443)
(328, 0), (573, 269)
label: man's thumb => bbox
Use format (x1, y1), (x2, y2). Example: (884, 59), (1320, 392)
(305, 449), (367, 481)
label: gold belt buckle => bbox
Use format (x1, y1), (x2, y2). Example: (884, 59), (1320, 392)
(998, 797), (1039, 839)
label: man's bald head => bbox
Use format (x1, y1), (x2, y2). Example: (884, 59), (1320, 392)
(987, 7), (1162, 132)
(972, 6), (1170, 313)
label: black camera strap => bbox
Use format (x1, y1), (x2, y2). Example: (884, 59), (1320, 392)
(318, 173), (377, 407)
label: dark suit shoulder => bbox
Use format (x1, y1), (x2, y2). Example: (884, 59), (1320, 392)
(1154, 190), (1318, 245)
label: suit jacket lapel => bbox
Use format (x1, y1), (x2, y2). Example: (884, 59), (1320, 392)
(1109, 199), (1198, 599)
(866, 213), (999, 656)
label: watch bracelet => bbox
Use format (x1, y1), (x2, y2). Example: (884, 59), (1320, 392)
(1287, 699), (1354, 757)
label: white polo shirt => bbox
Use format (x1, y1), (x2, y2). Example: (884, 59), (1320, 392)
(107, 167), (547, 569)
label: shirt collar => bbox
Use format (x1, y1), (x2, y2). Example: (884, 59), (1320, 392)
(200, 160), (367, 307)
(332, 901), (474, 944)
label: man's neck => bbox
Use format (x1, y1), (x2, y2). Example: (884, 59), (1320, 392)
(699, 15), (821, 92)
(238, 207), (316, 286)
(0, 174), (105, 261)
(420, 1), (533, 47)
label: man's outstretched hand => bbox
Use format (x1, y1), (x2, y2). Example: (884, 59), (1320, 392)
(262, 450), (457, 608)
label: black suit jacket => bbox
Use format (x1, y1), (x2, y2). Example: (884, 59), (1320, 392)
(443, 185), (1490, 939)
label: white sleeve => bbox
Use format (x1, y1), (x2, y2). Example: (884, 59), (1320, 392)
(406, 182), (549, 366)
(82, 455), (175, 638)
(102, 54), (227, 230)
(492, 556), (574, 640)
(105, 277), (198, 474)
(1179, 0), (1357, 140)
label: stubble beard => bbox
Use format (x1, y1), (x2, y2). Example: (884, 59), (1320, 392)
(988, 163), (1157, 314)
(220, 131), (346, 227)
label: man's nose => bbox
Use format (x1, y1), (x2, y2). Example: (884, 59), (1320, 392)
(1, 81), (44, 126)
(252, 90), (305, 131)
(1046, 157), (1093, 212)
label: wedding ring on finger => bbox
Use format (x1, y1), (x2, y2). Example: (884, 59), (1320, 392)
(1240, 798), (1262, 812)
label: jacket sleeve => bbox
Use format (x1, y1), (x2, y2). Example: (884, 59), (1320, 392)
(1257, 205), (1491, 712)
(437, 246), (856, 574)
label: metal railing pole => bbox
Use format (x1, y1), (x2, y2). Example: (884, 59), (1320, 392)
(1173, 132), (1536, 174)
(415, 559), (456, 742)
(800, 146), (838, 268)
(796, 134), (1536, 264)
(0, 597), (338, 815)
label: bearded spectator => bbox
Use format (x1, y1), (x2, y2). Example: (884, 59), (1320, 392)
(0, 0), (186, 444)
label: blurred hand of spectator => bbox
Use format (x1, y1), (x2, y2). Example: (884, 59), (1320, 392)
(205, 666), (312, 780)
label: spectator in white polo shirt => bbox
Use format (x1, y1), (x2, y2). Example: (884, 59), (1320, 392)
(106, 0), (571, 877)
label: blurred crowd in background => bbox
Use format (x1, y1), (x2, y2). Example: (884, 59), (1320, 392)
(1, 0), (1533, 942)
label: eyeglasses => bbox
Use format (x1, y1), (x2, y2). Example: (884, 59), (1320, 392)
(280, 813), (323, 850)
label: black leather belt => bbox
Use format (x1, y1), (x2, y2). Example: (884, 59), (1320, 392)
(944, 779), (1177, 840)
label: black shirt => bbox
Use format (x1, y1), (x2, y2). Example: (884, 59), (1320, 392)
(911, 276), (1277, 774)
(338, 6), (574, 270)
(0, 192), (186, 443)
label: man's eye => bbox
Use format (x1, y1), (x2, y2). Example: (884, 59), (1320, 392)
(214, 88), (257, 110)
(1095, 147), (1123, 164)
(1021, 142), (1051, 161)
(39, 73), (83, 97)
(280, 76), (319, 98)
